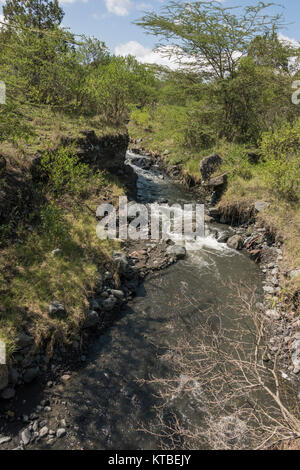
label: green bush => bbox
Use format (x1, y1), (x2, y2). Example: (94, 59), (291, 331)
(41, 146), (91, 196)
(260, 119), (300, 201)
(130, 107), (151, 128)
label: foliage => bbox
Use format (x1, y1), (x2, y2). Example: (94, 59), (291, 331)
(3, 0), (64, 29)
(135, 1), (284, 79)
(83, 56), (158, 124)
(40, 145), (101, 196)
(260, 119), (300, 201)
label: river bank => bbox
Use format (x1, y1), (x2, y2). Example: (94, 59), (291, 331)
(0, 140), (298, 450)
(0, 140), (195, 449)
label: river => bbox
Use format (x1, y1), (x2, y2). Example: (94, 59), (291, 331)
(21, 150), (262, 450)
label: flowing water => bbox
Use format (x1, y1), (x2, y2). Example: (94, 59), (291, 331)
(36, 151), (263, 449)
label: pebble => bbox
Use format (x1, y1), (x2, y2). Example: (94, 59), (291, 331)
(39, 426), (48, 438)
(56, 428), (66, 438)
(0, 436), (11, 445)
(21, 428), (31, 446)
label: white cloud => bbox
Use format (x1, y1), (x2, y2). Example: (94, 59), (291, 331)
(278, 33), (299, 49)
(115, 40), (181, 69)
(135, 2), (153, 11)
(105, 0), (132, 16)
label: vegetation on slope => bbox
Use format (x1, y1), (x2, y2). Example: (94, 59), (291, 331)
(0, 0), (156, 354)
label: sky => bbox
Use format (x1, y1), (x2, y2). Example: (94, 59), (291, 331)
(1, 0), (300, 66)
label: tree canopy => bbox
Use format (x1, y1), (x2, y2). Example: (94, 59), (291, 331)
(135, 1), (285, 79)
(3, 0), (64, 29)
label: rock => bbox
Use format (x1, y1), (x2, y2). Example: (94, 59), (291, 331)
(56, 428), (66, 438)
(266, 309), (281, 320)
(102, 297), (117, 311)
(208, 207), (220, 219)
(131, 156), (152, 169)
(51, 249), (62, 256)
(292, 339), (300, 374)
(0, 365), (9, 391)
(263, 285), (276, 295)
(203, 173), (227, 189)
(15, 333), (34, 350)
(166, 245), (186, 259)
(0, 436), (11, 445)
(9, 368), (19, 385)
(61, 374), (71, 383)
(113, 252), (130, 275)
(39, 426), (48, 438)
(217, 232), (230, 243)
(110, 289), (125, 300)
(289, 268), (300, 280)
(254, 201), (269, 212)
(256, 302), (265, 312)
(1, 387), (15, 400)
(199, 154), (222, 181)
(21, 428), (31, 446)
(104, 271), (112, 280)
(48, 301), (66, 318)
(227, 235), (244, 250)
(23, 367), (39, 384)
(83, 310), (99, 329)
(204, 214), (214, 223)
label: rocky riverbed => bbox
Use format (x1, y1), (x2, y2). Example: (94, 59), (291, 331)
(0, 143), (298, 450)
(128, 140), (300, 380)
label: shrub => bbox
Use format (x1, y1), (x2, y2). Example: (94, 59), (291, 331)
(41, 146), (91, 196)
(182, 105), (217, 150)
(130, 107), (151, 128)
(260, 119), (300, 201)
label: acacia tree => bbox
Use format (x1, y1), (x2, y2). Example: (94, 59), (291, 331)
(135, 1), (284, 79)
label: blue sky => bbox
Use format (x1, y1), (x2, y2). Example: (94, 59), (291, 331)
(1, 0), (300, 65)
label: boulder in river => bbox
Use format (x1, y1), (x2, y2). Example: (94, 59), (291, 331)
(166, 245), (186, 259)
(227, 235), (243, 250)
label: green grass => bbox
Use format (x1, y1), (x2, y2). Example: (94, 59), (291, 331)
(0, 195), (123, 356)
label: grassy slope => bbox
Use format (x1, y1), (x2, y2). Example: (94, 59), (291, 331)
(0, 106), (126, 355)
